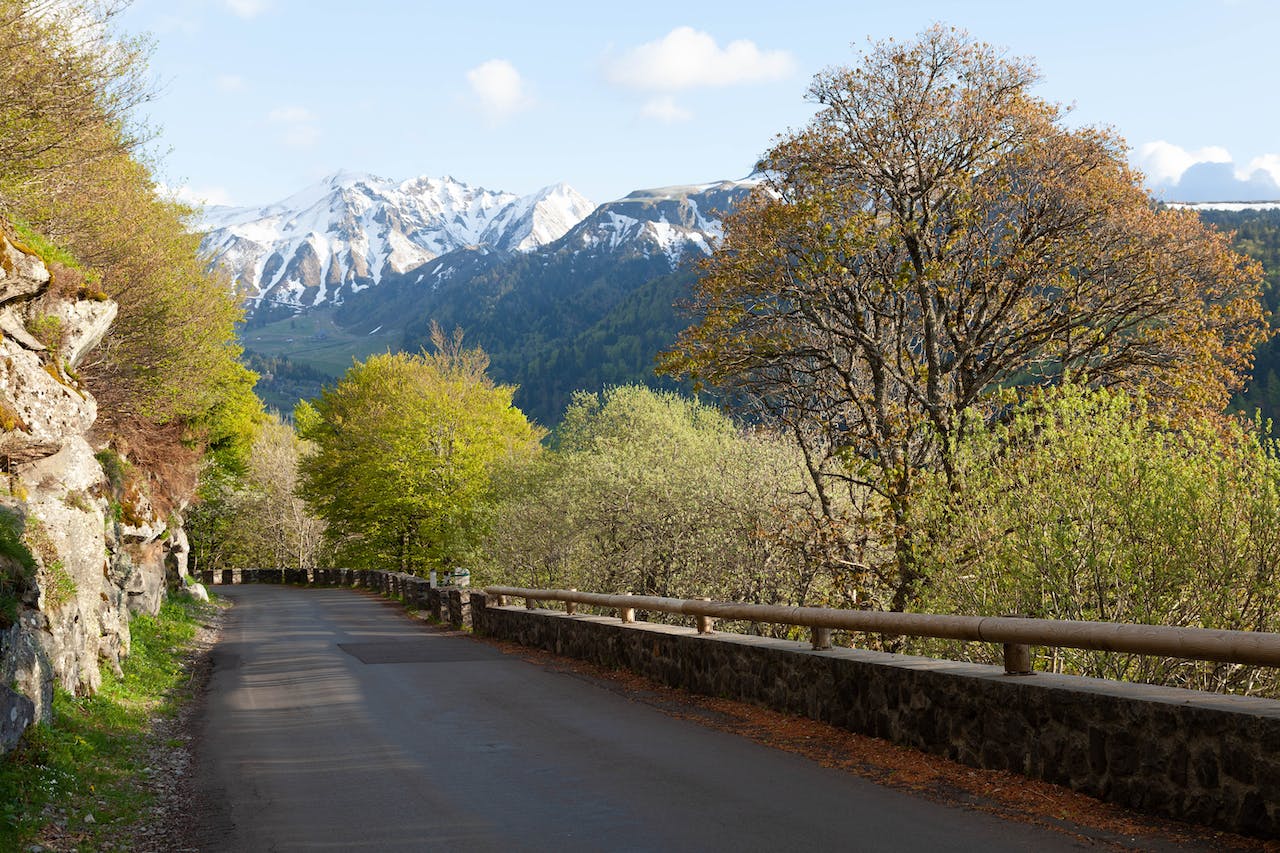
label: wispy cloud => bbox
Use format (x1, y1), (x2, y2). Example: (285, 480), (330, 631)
(605, 27), (794, 92)
(268, 106), (315, 124)
(640, 96), (692, 123)
(268, 105), (319, 147)
(465, 59), (533, 123)
(160, 183), (234, 207)
(225, 0), (267, 19)
(215, 74), (246, 93)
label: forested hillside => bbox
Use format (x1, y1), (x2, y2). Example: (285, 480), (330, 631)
(393, 257), (697, 426)
(1198, 210), (1280, 423)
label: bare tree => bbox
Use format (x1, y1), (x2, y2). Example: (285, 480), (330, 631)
(663, 26), (1268, 611)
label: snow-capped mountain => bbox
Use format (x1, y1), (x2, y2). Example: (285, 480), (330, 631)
(560, 180), (754, 265)
(199, 171), (593, 313)
(298, 178), (758, 420)
(379, 179), (756, 296)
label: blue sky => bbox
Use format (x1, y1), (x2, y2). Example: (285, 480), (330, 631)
(119, 0), (1280, 208)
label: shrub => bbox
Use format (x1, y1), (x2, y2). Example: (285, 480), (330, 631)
(910, 384), (1280, 695)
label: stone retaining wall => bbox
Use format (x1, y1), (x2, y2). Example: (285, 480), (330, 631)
(200, 569), (1279, 838)
(469, 593), (1280, 839)
(201, 568), (472, 630)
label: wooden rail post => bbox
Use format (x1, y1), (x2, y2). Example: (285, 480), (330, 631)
(565, 589), (577, 616)
(811, 626), (833, 650)
(525, 594), (536, 610)
(696, 597), (714, 634)
(1003, 642), (1033, 675)
(619, 593), (635, 624)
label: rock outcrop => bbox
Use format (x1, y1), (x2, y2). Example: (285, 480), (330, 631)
(0, 229), (184, 752)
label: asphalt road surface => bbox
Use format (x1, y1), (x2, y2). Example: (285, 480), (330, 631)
(195, 585), (1092, 852)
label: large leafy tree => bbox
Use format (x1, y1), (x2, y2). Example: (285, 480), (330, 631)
(662, 26), (1268, 611)
(0, 0), (150, 198)
(0, 0), (259, 508)
(297, 328), (543, 573)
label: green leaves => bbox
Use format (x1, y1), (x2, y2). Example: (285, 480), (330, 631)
(913, 384), (1280, 692)
(298, 346), (543, 574)
(486, 386), (820, 614)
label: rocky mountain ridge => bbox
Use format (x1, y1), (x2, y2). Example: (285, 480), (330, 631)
(200, 171), (594, 318)
(304, 179), (758, 423)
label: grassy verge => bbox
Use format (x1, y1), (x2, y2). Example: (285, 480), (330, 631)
(0, 595), (217, 850)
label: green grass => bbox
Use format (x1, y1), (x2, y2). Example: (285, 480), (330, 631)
(242, 305), (401, 376)
(0, 595), (217, 850)
(7, 218), (81, 271)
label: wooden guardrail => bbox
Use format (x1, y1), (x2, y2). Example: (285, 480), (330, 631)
(485, 586), (1280, 675)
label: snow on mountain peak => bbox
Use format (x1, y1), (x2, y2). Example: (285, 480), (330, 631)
(200, 173), (593, 313)
(564, 178), (755, 266)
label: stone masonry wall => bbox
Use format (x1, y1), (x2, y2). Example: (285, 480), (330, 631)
(205, 569), (1280, 838)
(470, 594), (1280, 839)
(203, 567), (472, 630)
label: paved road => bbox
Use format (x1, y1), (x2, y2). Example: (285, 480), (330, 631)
(195, 585), (1090, 852)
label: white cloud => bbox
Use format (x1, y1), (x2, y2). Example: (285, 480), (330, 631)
(215, 74), (246, 93)
(606, 26), (795, 92)
(225, 0), (267, 18)
(180, 186), (234, 207)
(1134, 142), (1280, 202)
(640, 96), (692, 123)
(1135, 140), (1231, 185)
(1246, 154), (1280, 185)
(268, 106), (315, 124)
(466, 59), (533, 123)
(158, 183), (234, 208)
(268, 106), (319, 147)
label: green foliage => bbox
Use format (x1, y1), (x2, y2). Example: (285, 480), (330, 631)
(0, 0), (261, 514)
(0, 508), (35, 628)
(94, 449), (130, 496)
(93, 448), (148, 528)
(21, 519), (76, 610)
(6, 218), (80, 272)
(40, 560), (76, 610)
(486, 386), (822, 629)
(298, 336), (543, 574)
(25, 314), (62, 352)
(0, 596), (215, 850)
(197, 360), (267, 479)
(911, 384), (1280, 694)
(1200, 209), (1280, 424)
(187, 414), (326, 572)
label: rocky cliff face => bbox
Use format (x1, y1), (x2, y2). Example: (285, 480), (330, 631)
(0, 230), (183, 753)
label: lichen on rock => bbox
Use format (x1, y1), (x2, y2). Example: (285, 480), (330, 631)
(0, 228), (183, 750)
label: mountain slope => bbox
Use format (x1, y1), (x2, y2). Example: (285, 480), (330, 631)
(242, 179), (755, 424)
(392, 180), (753, 423)
(200, 171), (592, 320)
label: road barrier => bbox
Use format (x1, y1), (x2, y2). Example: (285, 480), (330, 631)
(476, 586), (1280, 839)
(485, 585), (1280, 674)
(197, 571), (1280, 837)
(201, 567), (474, 630)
